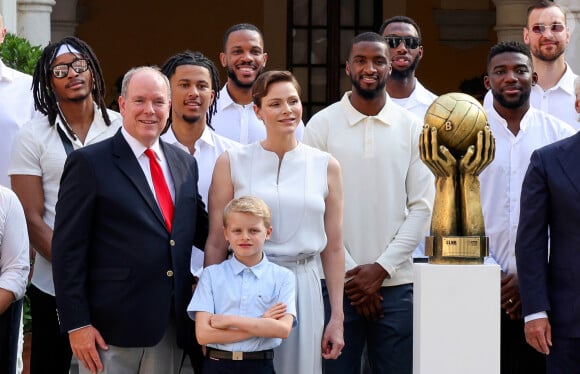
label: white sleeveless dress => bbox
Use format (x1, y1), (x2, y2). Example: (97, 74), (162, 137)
(228, 142), (330, 374)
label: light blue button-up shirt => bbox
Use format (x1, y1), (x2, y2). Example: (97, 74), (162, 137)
(188, 254), (297, 352)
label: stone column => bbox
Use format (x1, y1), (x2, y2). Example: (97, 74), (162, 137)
(492, 0), (534, 42)
(17, 0), (55, 47)
(558, 0), (580, 74)
(0, 0), (18, 34)
(51, 0), (78, 42)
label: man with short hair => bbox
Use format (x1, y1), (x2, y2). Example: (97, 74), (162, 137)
(484, 1), (578, 129)
(480, 40), (575, 374)
(0, 13), (36, 187)
(160, 50), (238, 373)
(379, 15), (437, 118)
(304, 32), (434, 374)
(212, 23), (303, 144)
(52, 66), (209, 374)
(9, 36), (121, 374)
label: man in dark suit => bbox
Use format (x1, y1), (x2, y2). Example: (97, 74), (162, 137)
(52, 66), (208, 373)
(516, 131), (580, 374)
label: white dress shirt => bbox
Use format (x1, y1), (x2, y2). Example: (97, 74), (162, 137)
(0, 59), (37, 188)
(484, 63), (578, 129)
(390, 79), (437, 121)
(161, 126), (239, 276)
(0, 186), (29, 300)
(212, 84), (304, 144)
(480, 106), (575, 275)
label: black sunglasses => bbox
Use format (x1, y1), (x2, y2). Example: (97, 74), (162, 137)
(384, 36), (420, 50)
(50, 59), (89, 79)
(530, 23), (565, 34)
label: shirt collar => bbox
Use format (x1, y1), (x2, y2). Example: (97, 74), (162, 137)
(0, 59), (15, 83)
(411, 80), (438, 105)
(488, 104), (534, 133)
(557, 63), (577, 96)
(163, 125), (216, 154)
(341, 91), (392, 127)
(121, 127), (162, 160)
(217, 84), (236, 111)
(229, 253), (270, 278)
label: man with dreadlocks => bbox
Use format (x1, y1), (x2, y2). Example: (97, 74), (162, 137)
(160, 50), (238, 373)
(8, 36), (121, 374)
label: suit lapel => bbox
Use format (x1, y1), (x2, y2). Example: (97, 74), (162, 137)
(556, 133), (580, 195)
(162, 141), (188, 202)
(111, 131), (167, 229)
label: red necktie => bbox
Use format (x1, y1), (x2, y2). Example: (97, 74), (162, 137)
(144, 148), (174, 232)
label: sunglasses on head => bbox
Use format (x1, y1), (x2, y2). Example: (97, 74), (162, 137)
(530, 23), (565, 34)
(50, 59), (89, 79)
(384, 36), (420, 50)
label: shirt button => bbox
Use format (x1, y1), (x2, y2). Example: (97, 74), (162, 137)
(169, 240), (175, 246)
(166, 270), (174, 277)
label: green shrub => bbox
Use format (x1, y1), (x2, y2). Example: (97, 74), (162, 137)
(1, 33), (42, 75)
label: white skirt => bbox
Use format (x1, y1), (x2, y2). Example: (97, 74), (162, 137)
(273, 257), (323, 374)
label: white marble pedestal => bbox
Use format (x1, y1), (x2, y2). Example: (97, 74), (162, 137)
(413, 264), (501, 374)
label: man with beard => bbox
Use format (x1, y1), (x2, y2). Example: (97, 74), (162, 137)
(380, 16), (437, 261)
(212, 23), (303, 144)
(379, 16), (437, 118)
(304, 32), (434, 374)
(484, 1), (578, 129)
(480, 41), (574, 374)
(160, 51), (238, 373)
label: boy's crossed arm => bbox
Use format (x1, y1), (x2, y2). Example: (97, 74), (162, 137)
(196, 302), (294, 345)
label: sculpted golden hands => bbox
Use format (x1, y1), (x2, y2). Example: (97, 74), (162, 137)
(420, 125), (495, 177)
(459, 126), (495, 176)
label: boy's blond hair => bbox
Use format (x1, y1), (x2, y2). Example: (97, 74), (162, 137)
(223, 196), (272, 228)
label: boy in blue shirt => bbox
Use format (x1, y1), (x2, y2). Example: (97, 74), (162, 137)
(188, 196), (296, 373)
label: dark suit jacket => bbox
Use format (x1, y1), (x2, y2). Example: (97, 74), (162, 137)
(52, 130), (208, 349)
(515, 131), (580, 338)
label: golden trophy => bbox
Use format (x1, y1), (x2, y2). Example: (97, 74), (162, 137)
(420, 93), (495, 264)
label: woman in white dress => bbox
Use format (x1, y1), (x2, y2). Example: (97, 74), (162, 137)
(204, 70), (345, 373)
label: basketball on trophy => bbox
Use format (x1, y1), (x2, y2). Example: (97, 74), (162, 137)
(424, 92), (488, 157)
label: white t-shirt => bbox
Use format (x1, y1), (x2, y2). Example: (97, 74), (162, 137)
(8, 107), (122, 295)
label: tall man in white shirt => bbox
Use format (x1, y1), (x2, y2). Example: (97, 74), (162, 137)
(0, 13), (37, 187)
(160, 50), (238, 373)
(484, 1), (578, 129)
(380, 15), (437, 260)
(212, 23), (303, 144)
(304, 32), (433, 374)
(480, 41), (575, 374)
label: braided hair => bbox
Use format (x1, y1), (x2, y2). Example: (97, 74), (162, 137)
(160, 51), (221, 130)
(32, 36), (111, 138)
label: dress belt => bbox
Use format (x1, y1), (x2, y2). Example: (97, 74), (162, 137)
(274, 255), (315, 265)
(206, 347), (274, 361)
